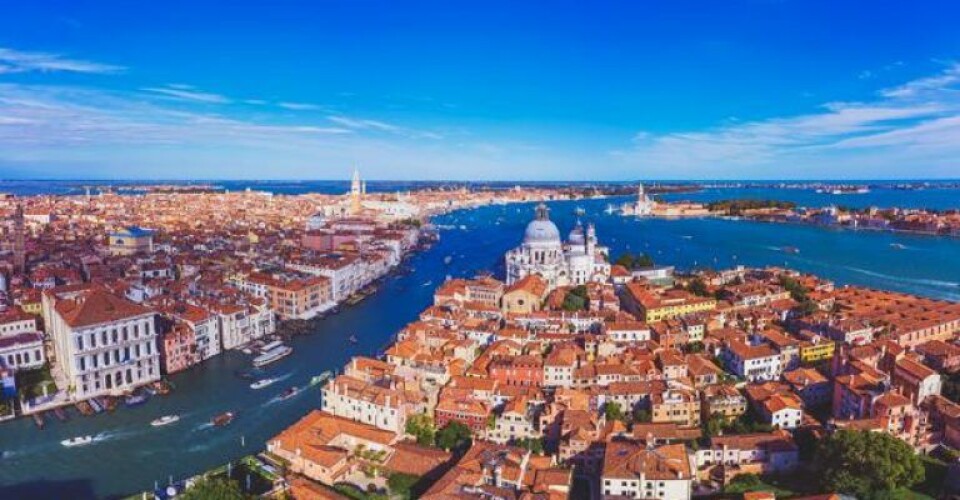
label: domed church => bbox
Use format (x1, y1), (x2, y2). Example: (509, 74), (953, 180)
(505, 203), (611, 290)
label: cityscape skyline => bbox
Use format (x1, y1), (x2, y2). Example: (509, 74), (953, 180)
(2, 1), (960, 181)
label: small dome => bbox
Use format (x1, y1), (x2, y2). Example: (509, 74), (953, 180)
(568, 221), (585, 244)
(523, 203), (561, 244)
(525, 219), (561, 244)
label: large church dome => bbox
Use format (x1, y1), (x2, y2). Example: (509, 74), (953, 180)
(523, 204), (561, 244)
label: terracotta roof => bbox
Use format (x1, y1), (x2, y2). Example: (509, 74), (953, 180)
(54, 289), (153, 328)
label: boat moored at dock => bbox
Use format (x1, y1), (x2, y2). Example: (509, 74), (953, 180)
(252, 344), (292, 368)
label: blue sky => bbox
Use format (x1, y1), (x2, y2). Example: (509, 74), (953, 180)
(1, 0), (960, 180)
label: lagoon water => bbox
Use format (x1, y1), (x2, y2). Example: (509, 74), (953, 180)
(1, 194), (959, 498)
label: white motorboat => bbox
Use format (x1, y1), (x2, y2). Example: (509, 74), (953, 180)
(250, 377), (277, 390)
(61, 435), (94, 448)
(253, 344), (292, 368)
(151, 415), (180, 427)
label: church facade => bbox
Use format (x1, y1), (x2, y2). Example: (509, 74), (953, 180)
(505, 203), (611, 290)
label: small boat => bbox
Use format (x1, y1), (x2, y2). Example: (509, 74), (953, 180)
(89, 398), (103, 414)
(781, 246), (800, 254)
(310, 371), (333, 386)
(250, 377), (277, 390)
(278, 387), (299, 400)
(574, 207), (586, 216)
(212, 412), (234, 427)
(348, 335), (358, 344)
(151, 415), (180, 427)
(443, 256), (453, 265)
(125, 392), (149, 407)
(61, 435), (94, 448)
(252, 344), (293, 368)
(890, 243), (907, 250)
(53, 407), (69, 422)
(32, 413), (45, 430)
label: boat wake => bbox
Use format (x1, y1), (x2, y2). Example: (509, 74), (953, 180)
(843, 266), (960, 289)
(263, 386), (306, 406)
(193, 422), (214, 432)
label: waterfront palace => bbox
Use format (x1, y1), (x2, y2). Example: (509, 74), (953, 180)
(505, 203), (611, 290)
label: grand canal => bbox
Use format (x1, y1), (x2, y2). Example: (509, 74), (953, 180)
(1, 194), (959, 498)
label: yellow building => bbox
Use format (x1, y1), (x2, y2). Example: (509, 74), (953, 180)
(800, 340), (835, 363)
(502, 275), (547, 314)
(651, 389), (701, 428)
(624, 283), (716, 323)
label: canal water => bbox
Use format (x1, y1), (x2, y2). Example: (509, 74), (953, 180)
(1, 195), (959, 498)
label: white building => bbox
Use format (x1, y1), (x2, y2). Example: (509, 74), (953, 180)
(46, 288), (160, 400)
(0, 332), (45, 371)
(215, 301), (274, 351)
(505, 204), (610, 290)
(601, 441), (693, 500)
(320, 374), (422, 434)
(170, 303), (222, 361)
(722, 340), (783, 382)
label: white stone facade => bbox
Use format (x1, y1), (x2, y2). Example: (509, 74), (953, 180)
(505, 204), (610, 290)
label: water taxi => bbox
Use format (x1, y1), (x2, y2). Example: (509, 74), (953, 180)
(212, 412), (234, 427)
(253, 342), (292, 368)
(61, 435), (94, 448)
(278, 387), (299, 401)
(250, 377), (277, 390)
(151, 415), (180, 427)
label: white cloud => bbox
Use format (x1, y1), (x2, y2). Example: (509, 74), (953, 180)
(278, 102), (324, 111)
(328, 115), (442, 139)
(616, 63), (960, 178)
(142, 85), (231, 104)
(0, 47), (123, 74)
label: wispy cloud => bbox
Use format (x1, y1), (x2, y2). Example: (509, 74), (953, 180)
(615, 63), (960, 178)
(328, 115), (442, 139)
(142, 85), (231, 104)
(0, 83), (358, 151)
(0, 47), (123, 74)
(278, 101), (324, 111)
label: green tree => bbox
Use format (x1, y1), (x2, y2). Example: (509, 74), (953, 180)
(816, 430), (924, 498)
(687, 278), (709, 297)
(435, 421), (472, 451)
(615, 253), (636, 268)
(387, 472), (420, 499)
(633, 409), (652, 424)
(634, 254), (655, 268)
(603, 401), (626, 422)
(724, 473), (763, 494)
(615, 252), (654, 269)
(405, 413), (436, 447)
(180, 476), (248, 500)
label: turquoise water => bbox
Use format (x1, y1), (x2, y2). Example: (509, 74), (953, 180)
(1, 195), (959, 498)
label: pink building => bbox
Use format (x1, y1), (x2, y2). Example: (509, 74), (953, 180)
(160, 322), (199, 375)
